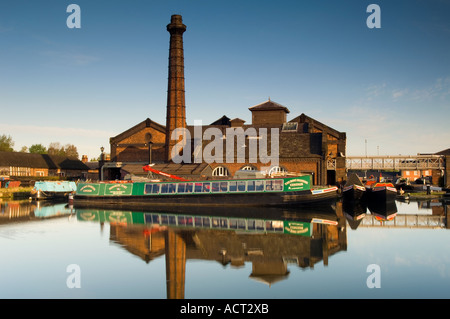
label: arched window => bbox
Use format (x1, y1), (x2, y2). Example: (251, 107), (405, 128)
(240, 165), (256, 171)
(268, 166), (287, 176)
(212, 166), (230, 177)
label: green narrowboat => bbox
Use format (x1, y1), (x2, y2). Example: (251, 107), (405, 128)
(73, 175), (338, 209)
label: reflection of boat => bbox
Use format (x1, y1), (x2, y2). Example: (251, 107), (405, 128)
(368, 200), (397, 221)
(31, 181), (77, 200)
(0, 200), (74, 224)
(76, 204), (340, 236)
(342, 173), (366, 201)
(343, 199), (367, 230)
(74, 173), (338, 209)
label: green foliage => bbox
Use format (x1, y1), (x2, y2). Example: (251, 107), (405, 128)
(48, 142), (79, 159)
(0, 134), (14, 152)
(29, 144), (47, 154)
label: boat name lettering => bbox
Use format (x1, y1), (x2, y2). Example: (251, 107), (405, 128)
(108, 184), (128, 191)
(284, 221), (310, 235)
(285, 178), (309, 186)
(80, 185), (97, 192)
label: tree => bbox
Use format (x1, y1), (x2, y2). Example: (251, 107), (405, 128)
(0, 134), (14, 152)
(48, 142), (79, 159)
(48, 142), (65, 156)
(64, 144), (79, 158)
(29, 144), (47, 154)
(20, 146), (28, 152)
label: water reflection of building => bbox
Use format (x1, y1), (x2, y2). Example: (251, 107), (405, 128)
(104, 203), (347, 299)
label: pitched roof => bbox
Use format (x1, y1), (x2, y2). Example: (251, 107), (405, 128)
(248, 100), (290, 113)
(110, 118), (166, 144)
(210, 115), (231, 126)
(0, 151), (90, 170)
(435, 148), (450, 155)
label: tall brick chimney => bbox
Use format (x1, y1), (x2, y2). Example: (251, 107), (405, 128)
(165, 14), (187, 162)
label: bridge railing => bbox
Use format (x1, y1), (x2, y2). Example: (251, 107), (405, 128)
(344, 155), (445, 170)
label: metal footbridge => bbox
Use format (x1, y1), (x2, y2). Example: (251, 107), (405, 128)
(327, 155), (446, 171)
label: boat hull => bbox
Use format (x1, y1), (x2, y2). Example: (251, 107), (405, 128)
(366, 185), (397, 202)
(342, 184), (366, 201)
(31, 190), (74, 201)
(73, 187), (338, 209)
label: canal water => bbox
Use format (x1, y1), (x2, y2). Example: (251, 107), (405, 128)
(0, 198), (449, 299)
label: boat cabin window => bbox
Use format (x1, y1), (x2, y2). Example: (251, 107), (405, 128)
(178, 183), (187, 193)
(177, 182), (194, 193)
(220, 182), (228, 192)
(265, 179), (283, 191)
(230, 218), (246, 230)
(194, 217), (203, 226)
(267, 220), (284, 232)
(194, 183), (202, 193)
(247, 180), (264, 192)
(202, 182), (211, 193)
(255, 180), (264, 191)
(212, 217), (228, 228)
(237, 181), (246, 192)
(202, 217), (211, 227)
(229, 181), (237, 192)
(145, 183), (160, 194)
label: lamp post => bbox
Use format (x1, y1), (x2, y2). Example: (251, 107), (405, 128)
(99, 146), (105, 181)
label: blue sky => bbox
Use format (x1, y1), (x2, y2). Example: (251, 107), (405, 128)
(1, 0), (449, 159)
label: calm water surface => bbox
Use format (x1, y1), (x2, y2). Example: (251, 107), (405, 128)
(1, 198), (449, 299)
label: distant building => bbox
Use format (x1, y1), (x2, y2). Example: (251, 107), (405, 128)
(106, 15), (346, 185)
(0, 151), (89, 184)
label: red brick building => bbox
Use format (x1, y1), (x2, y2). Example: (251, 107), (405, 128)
(106, 15), (346, 186)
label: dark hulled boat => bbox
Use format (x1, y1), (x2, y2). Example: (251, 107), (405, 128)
(365, 180), (397, 202)
(342, 173), (366, 201)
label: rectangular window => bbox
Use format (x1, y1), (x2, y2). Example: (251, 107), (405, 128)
(178, 183), (187, 193)
(145, 183), (160, 194)
(220, 182), (228, 192)
(185, 183), (193, 193)
(194, 217), (203, 227)
(194, 183), (202, 193)
(151, 214), (160, 224)
(255, 180), (264, 191)
(168, 215), (176, 225)
(168, 184), (176, 193)
(247, 180), (256, 191)
(211, 182), (220, 192)
(255, 220), (264, 231)
(178, 216), (187, 226)
(160, 184), (169, 194)
(202, 217), (211, 228)
(266, 180), (283, 191)
(229, 181), (237, 192)
(202, 182), (211, 193)
(237, 181), (246, 192)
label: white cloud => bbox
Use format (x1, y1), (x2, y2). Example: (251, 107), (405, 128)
(392, 89), (408, 100)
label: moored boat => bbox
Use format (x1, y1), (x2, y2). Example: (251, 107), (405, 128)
(365, 180), (397, 202)
(30, 181), (77, 200)
(342, 173), (366, 201)
(73, 173), (338, 209)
